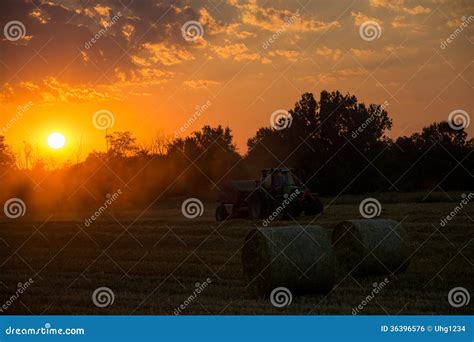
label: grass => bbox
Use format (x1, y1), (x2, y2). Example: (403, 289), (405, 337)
(0, 192), (472, 315)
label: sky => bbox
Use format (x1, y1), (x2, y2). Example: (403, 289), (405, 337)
(0, 0), (473, 164)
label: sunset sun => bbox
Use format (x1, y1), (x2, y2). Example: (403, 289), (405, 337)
(47, 132), (66, 149)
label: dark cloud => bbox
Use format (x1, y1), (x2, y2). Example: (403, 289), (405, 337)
(0, 0), (200, 92)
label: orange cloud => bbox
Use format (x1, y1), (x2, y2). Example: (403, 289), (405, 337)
(94, 4), (112, 16)
(318, 67), (367, 83)
(183, 79), (220, 89)
(268, 50), (302, 62)
(212, 43), (262, 61)
(315, 47), (343, 61)
(369, 0), (431, 15)
(140, 43), (195, 66)
(0, 78), (118, 104)
(351, 12), (382, 26)
(350, 48), (376, 59)
(231, 0), (339, 32)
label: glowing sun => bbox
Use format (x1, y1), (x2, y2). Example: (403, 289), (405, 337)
(47, 132), (66, 149)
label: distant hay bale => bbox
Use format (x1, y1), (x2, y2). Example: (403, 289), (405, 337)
(242, 226), (335, 297)
(332, 219), (410, 275)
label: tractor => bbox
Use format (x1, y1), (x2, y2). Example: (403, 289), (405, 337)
(215, 168), (323, 221)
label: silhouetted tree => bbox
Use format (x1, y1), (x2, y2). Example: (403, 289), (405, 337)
(246, 90), (394, 193)
(167, 125), (242, 192)
(0, 136), (15, 169)
(106, 131), (139, 157)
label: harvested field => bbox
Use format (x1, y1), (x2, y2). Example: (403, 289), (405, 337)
(0, 193), (472, 315)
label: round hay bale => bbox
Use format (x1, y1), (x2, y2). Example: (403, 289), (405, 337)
(332, 219), (410, 275)
(242, 226), (335, 297)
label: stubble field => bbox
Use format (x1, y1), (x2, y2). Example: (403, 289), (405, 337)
(0, 192), (472, 315)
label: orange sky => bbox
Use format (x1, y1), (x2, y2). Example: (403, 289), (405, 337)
(1, 0), (473, 164)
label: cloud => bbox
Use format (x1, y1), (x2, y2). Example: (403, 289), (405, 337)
(369, 0), (431, 15)
(0, 77), (119, 104)
(212, 43), (262, 61)
(230, 0), (339, 32)
(351, 12), (383, 26)
(318, 67), (367, 82)
(94, 4), (112, 17)
(29, 8), (50, 24)
(268, 49), (301, 62)
(139, 43), (195, 66)
(198, 7), (256, 39)
(315, 47), (343, 61)
(183, 79), (220, 89)
(350, 48), (376, 59)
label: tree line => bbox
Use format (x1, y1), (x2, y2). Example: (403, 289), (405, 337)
(0, 90), (472, 213)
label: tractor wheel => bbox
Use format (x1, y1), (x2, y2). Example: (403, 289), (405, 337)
(304, 197), (324, 216)
(248, 192), (268, 220)
(215, 204), (230, 222)
(285, 206), (302, 220)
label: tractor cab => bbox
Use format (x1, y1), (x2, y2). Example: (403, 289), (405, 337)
(260, 168), (296, 190)
(215, 168), (323, 222)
